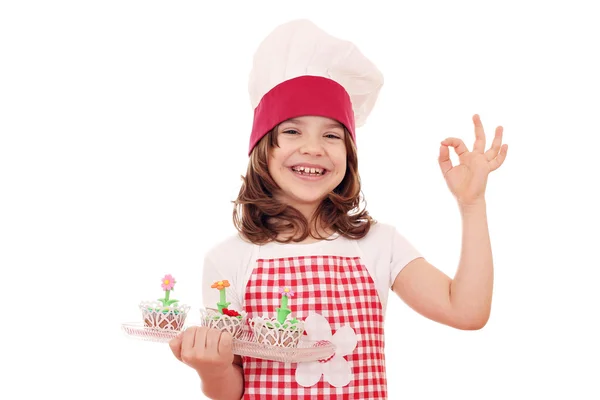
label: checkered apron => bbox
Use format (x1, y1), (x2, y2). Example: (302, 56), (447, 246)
(242, 245), (387, 398)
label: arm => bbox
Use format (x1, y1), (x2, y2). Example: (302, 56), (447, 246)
(393, 114), (507, 330)
(199, 355), (244, 400)
(198, 252), (246, 398)
(392, 201), (492, 330)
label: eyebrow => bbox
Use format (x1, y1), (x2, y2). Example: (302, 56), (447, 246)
(284, 118), (344, 130)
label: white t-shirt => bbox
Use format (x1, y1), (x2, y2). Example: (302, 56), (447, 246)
(202, 222), (422, 317)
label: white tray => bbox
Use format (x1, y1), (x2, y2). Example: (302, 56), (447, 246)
(121, 322), (336, 363)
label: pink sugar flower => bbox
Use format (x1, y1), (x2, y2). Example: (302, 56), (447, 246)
(161, 274), (176, 291)
(279, 287), (295, 297)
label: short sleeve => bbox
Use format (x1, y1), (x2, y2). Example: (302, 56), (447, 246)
(389, 228), (423, 287)
(201, 253), (243, 312)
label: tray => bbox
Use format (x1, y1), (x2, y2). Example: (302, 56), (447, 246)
(121, 322), (336, 363)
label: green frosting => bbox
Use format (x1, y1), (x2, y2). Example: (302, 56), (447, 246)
(212, 315), (242, 321)
(147, 307), (181, 315)
(265, 317), (300, 330)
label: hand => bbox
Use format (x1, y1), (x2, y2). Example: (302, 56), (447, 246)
(169, 326), (235, 378)
(438, 114), (508, 207)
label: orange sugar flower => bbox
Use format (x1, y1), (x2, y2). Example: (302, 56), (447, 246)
(211, 280), (230, 290)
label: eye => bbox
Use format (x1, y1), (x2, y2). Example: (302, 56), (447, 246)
(325, 133), (342, 139)
(282, 129), (300, 135)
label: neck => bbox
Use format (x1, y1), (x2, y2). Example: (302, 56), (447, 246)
(275, 207), (334, 243)
(294, 203), (318, 222)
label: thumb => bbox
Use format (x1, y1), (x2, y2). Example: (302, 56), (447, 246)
(168, 332), (183, 361)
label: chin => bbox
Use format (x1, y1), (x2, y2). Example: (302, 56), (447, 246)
(290, 190), (329, 205)
(273, 169), (343, 210)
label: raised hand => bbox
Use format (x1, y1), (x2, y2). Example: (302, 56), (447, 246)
(438, 114), (508, 207)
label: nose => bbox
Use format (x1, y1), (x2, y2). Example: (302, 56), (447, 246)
(299, 134), (324, 156)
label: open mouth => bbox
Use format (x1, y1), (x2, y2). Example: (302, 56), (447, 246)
(290, 165), (327, 177)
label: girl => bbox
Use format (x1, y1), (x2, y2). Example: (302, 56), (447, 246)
(169, 19), (508, 399)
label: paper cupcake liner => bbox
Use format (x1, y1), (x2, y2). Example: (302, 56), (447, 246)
(139, 300), (190, 331)
(200, 308), (246, 337)
(249, 316), (305, 348)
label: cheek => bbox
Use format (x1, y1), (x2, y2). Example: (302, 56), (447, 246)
(332, 152), (347, 174)
(273, 149), (293, 168)
(337, 161), (347, 178)
(268, 151), (288, 177)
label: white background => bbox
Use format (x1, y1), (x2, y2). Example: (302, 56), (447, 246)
(1, 1), (599, 399)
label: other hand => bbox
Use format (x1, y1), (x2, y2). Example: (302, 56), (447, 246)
(438, 114), (508, 207)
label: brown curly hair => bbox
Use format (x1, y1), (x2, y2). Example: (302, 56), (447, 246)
(232, 125), (374, 244)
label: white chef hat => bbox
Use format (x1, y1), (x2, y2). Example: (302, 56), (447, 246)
(247, 19), (384, 155)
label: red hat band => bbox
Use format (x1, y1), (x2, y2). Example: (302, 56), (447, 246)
(248, 75), (356, 156)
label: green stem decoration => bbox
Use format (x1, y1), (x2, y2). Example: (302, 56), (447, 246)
(217, 288), (230, 313)
(158, 288), (179, 308)
(276, 293), (291, 324)
(277, 308), (291, 325)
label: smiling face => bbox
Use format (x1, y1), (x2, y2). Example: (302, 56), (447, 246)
(268, 116), (348, 219)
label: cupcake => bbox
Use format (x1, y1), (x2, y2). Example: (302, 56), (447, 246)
(200, 280), (246, 337)
(249, 287), (305, 348)
(139, 274), (189, 331)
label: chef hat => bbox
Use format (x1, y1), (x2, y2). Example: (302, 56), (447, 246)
(247, 19), (384, 155)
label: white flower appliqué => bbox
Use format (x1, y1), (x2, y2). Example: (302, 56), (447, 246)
(295, 313), (358, 388)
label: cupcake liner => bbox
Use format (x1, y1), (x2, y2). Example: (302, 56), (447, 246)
(249, 316), (305, 348)
(200, 308), (246, 337)
(139, 300), (190, 331)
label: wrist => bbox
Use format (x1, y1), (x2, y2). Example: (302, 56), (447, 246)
(198, 364), (242, 400)
(458, 199), (487, 215)
(197, 363), (235, 382)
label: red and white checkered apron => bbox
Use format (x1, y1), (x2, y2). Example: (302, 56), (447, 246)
(242, 251), (387, 399)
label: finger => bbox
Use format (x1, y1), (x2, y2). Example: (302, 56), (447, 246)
(438, 144), (453, 176)
(204, 329), (222, 358)
(182, 327), (205, 364)
(180, 327), (200, 365)
(489, 144), (508, 171)
(218, 331), (234, 358)
(194, 326), (208, 350)
(182, 327), (197, 350)
(472, 114), (486, 153)
(485, 125), (504, 161)
(441, 137), (469, 156)
(169, 332), (183, 361)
